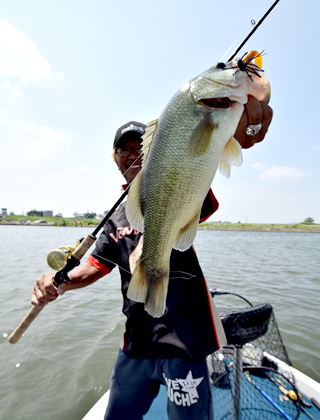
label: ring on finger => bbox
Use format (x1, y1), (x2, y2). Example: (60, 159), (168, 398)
(245, 123), (262, 136)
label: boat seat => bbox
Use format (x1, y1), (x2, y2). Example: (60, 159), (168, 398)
(218, 303), (273, 346)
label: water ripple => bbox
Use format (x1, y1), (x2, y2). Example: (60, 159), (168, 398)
(0, 226), (319, 419)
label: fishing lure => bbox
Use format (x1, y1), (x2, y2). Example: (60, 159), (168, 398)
(217, 50), (265, 82)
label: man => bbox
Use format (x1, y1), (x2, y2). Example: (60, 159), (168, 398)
(32, 97), (272, 419)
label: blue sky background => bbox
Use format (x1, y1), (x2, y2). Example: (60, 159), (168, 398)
(0, 0), (319, 223)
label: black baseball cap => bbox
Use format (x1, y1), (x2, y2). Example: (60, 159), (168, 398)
(113, 121), (146, 149)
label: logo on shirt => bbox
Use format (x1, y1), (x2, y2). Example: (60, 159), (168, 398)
(109, 225), (140, 243)
(163, 371), (204, 407)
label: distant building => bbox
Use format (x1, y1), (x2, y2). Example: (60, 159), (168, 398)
(1, 208), (7, 215)
(40, 210), (53, 217)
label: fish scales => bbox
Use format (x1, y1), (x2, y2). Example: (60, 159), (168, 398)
(126, 54), (270, 317)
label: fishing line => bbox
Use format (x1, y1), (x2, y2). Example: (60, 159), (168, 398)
(121, 153), (142, 180)
(130, 244), (197, 281)
(220, 0), (280, 63)
(91, 254), (197, 281)
(169, 271), (196, 281)
(219, 23), (252, 63)
(219, 1), (267, 62)
(80, 213), (91, 227)
(92, 245), (196, 279)
(68, 155), (142, 230)
(228, 0), (280, 62)
(91, 253), (132, 275)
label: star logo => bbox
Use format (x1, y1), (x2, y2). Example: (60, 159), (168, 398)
(176, 371), (204, 400)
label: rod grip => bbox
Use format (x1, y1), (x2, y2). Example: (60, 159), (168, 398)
(73, 233), (96, 259)
(8, 305), (45, 344)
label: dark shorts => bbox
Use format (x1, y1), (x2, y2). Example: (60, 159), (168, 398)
(104, 349), (213, 420)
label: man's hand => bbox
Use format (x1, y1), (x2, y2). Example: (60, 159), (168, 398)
(31, 273), (62, 306)
(31, 263), (103, 306)
(235, 96), (273, 149)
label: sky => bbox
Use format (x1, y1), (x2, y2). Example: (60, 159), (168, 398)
(0, 0), (319, 224)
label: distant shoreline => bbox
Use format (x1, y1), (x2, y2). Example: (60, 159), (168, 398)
(198, 223), (320, 233)
(198, 226), (320, 233)
(1, 221), (319, 232)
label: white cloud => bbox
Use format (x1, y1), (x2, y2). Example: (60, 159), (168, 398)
(0, 20), (71, 167)
(0, 20), (52, 83)
(252, 162), (311, 181)
(0, 117), (74, 165)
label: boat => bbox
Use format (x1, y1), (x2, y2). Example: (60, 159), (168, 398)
(82, 290), (320, 420)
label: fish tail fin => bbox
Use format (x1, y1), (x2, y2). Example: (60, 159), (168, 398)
(127, 263), (169, 318)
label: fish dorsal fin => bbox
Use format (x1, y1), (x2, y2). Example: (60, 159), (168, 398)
(218, 137), (243, 178)
(125, 170), (144, 233)
(126, 119), (158, 232)
(173, 208), (201, 251)
(141, 119), (158, 166)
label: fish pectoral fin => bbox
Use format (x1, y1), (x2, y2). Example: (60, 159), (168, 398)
(126, 170), (144, 233)
(218, 159), (231, 178)
(141, 119), (158, 166)
(221, 137), (243, 166)
(173, 210), (201, 251)
(188, 116), (215, 157)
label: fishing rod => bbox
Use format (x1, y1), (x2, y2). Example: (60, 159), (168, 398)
(8, 187), (129, 344)
(8, 0), (280, 344)
(228, 0), (280, 62)
(245, 372), (294, 420)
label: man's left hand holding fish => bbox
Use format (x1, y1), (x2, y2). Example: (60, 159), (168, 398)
(235, 95), (273, 148)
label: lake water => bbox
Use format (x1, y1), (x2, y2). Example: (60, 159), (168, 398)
(0, 225), (319, 419)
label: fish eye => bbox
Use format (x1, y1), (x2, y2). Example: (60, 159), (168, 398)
(216, 62), (226, 69)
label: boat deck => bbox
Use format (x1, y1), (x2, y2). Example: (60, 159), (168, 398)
(83, 357), (320, 420)
(145, 378), (320, 420)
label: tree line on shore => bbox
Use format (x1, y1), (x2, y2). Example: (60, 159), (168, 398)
(24, 209), (98, 219)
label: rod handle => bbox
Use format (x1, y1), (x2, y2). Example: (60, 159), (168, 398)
(73, 233), (96, 259)
(8, 305), (44, 344)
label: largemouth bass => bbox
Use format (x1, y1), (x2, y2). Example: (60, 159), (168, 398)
(126, 52), (270, 317)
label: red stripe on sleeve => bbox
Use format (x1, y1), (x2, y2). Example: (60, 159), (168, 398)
(86, 255), (111, 276)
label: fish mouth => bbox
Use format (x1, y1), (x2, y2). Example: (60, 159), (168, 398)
(199, 97), (235, 109)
